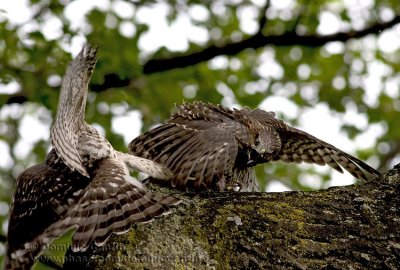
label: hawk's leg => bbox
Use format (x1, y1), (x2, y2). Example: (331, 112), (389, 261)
(117, 152), (173, 180)
(225, 181), (242, 192)
(212, 177), (241, 192)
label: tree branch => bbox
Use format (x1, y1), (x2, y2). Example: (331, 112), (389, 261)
(143, 15), (400, 74)
(257, 0), (271, 35)
(3, 94), (29, 105)
(288, 1), (309, 33)
(3, 15), (400, 104)
(0, 234), (6, 243)
(91, 74), (131, 92)
(63, 167), (400, 269)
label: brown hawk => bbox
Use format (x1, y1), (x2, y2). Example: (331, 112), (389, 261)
(129, 101), (381, 192)
(6, 149), (179, 269)
(5, 45), (179, 270)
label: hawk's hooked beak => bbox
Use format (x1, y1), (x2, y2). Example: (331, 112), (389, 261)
(247, 159), (257, 167)
(247, 149), (259, 167)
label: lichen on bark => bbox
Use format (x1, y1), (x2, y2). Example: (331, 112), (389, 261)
(63, 165), (400, 270)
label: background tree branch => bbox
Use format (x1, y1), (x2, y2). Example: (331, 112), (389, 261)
(62, 166), (400, 269)
(3, 14), (400, 106)
(256, 0), (271, 35)
(3, 94), (29, 105)
(0, 234), (6, 243)
(142, 15), (400, 74)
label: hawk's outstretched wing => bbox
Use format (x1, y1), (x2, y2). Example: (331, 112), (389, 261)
(5, 150), (90, 270)
(5, 150), (180, 270)
(272, 125), (380, 182)
(129, 102), (263, 191)
(245, 107), (381, 181)
(130, 121), (240, 191)
(42, 157), (180, 252)
(51, 45), (99, 177)
(131, 101), (380, 191)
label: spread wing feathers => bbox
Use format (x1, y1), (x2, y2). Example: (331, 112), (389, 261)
(172, 101), (237, 122)
(51, 45), (98, 177)
(166, 127), (238, 190)
(129, 123), (210, 163)
(244, 106), (380, 180)
(5, 150), (90, 270)
(171, 101), (259, 134)
(37, 158), (180, 253)
(273, 127), (380, 181)
(130, 118), (239, 190)
(51, 127), (88, 177)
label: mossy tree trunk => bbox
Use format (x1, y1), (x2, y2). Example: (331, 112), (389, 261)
(63, 165), (400, 270)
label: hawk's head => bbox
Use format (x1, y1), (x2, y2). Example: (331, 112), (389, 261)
(249, 128), (281, 164)
(246, 109), (282, 166)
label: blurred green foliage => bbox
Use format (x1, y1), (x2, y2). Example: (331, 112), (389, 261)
(1, 0), (400, 268)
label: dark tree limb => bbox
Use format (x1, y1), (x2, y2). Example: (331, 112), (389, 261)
(3, 94), (29, 105)
(4, 14), (400, 105)
(62, 166), (400, 269)
(91, 74), (131, 93)
(143, 15), (400, 74)
(0, 234), (6, 243)
(256, 0), (271, 34)
(288, 1), (309, 33)
(77, 14), (400, 93)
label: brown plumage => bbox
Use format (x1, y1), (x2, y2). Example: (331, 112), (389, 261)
(5, 150), (179, 270)
(129, 101), (381, 191)
(5, 45), (180, 270)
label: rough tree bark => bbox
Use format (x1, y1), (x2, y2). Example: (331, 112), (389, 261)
(61, 165), (400, 270)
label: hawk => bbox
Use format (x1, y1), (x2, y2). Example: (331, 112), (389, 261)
(5, 45), (180, 270)
(129, 101), (381, 191)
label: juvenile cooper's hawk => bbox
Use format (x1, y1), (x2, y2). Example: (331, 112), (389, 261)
(5, 45), (179, 270)
(129, 101), (381, 191)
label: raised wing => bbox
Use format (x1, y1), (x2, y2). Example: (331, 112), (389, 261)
(273, 126), (381, 182)
(38, 157), (180, 253)
(5, 150), (90, 270)
(51, 45), (99, 177)
(130, 119), (240, 191)
(5, 151), (180, 270)
(171, 101), (237, 122)
(246, 108), (380, 181)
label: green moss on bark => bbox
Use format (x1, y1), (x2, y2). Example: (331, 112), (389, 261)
(64, 167), (400, 269)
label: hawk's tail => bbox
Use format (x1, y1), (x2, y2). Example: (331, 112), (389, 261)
(43, 158), (180, 253)
(6, 158), (180, 269)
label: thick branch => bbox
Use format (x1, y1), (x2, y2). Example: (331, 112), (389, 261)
(143, 15), (400, 74)
(63, 167), (400, 269)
